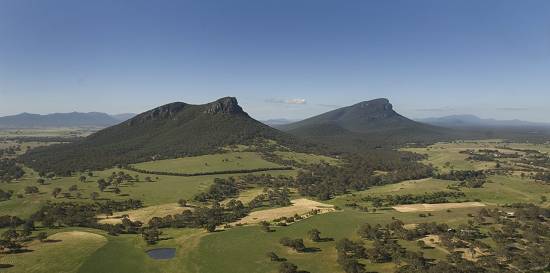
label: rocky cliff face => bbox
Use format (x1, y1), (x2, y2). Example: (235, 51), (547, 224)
(204, 97), (246, 115)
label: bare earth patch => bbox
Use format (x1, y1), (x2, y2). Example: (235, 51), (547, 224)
(98, 203), (189, 224)
(235, 198), (335, 225)
(392, 202), (485, 212)
(48, 231), (106, 242)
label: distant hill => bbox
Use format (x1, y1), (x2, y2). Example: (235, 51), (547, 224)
(278, 98), (452, 149)
(419, 115), (550, 128)
(21, 97), (301, 174)
(262, 118), (299, 126)
(112, 113), (137, 122)
(0, 112), (121, 129)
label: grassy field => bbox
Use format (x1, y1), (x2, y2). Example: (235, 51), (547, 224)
(185, 206), (481, 273)
(0, 230), (107, 273)
(402, 143), (497, 172)
(131, 152), (284, 173)
(329, 176), (550, 209)
(274, 151), (340, 166)
(0, 167), (298, 218)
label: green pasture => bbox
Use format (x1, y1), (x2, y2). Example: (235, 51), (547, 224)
(131, 152), (283, 173)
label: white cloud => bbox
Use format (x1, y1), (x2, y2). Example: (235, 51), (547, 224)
(286, 98), (306, 105)
(265, 98), (307, 105)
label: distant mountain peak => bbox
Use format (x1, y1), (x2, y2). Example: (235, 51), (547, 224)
(350, 98), (396, 119)
(204, 97), (245, 115)
(278, 97), (448, 147)
(356, 98), (390, 107)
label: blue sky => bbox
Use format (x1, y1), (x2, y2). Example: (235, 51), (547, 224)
(1, 0), (549, 121)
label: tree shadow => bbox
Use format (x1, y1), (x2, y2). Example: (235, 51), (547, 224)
(316, 237), (334, 242)
(8, 249), (34, 254)
(0, 264), (14, 269)
(301, 247), (321, 253)
(43, 239), (62, 243)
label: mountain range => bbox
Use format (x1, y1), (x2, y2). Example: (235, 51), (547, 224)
(0, 112), (136, 129)
(418, 115), (550, 128)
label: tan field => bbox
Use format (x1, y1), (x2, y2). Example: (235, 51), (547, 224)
(97, 203), (189, 224)
(392, 202), (486, 212)
(234, 198), (335, 225)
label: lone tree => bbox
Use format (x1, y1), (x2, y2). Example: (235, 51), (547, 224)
(90, 192), (100, 200)
(36, 178), (46, 185)
(97, 179), (108, 192)
(266, 251), (285, 262)
(307, 228), (321, 242)
(142, 227), (161, 245)
(51, 187), (62, 198)
(279, 262), (298, 273)
(79, 175), (87, 183)
(178, 199), (188, 207)
(37, 232), (48, 242)
(260, 221), (272, 232)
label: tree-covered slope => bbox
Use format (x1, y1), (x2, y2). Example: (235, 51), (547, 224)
(279, 98), (453, 149)
(20, 97), (300, 174)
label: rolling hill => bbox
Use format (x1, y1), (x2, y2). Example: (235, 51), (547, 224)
(278, 98), (452, 149)
(21, 97), (301, 174)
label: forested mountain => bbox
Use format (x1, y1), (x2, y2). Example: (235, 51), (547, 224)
(0, 112), (121, 128)
(278, 98), (452, 149)
(21, 97), (302, 174)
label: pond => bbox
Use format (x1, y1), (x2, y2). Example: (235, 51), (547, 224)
(146, 248), (176, 260)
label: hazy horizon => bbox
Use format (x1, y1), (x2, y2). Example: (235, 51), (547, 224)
(1, 0), (550, 122)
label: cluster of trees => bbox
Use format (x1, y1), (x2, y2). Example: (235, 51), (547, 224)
(126, 164), (293, 178)
(279, 237), (306, 252)
(0, 159), (25, 183)
(335, 238), (367, 273)
(0, 189), (13, 202)
(294, 154), (434, 200)
(0, 144), (20, 157)
(0, 217), (48, 254)
(95, 171), (145, 194)
(436, 170), (487, 188)
(248, 188), (291, 209)
(460, 149), (520, 162)
(361, 191), (466, 207)
(30, 199), (142, 228)
(533, 172), (550, 183)
(142, 200), (249, 236)
(241, 173), (294, 188)
(0, 215), (25, 228)
(194, 177), (240, 202)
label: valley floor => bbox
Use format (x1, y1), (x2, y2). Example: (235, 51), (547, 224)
(1, 139), (549, 273)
